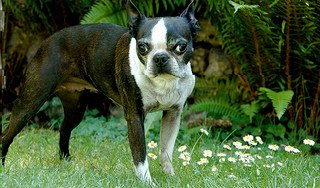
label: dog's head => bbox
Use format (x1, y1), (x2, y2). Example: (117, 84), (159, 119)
(127, 0), (200, 78)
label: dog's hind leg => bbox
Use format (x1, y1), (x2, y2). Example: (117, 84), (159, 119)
(1, 75), (57, 165)
(56, 90), (88, 160)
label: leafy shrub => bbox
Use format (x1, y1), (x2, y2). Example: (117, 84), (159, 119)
(72, 115), (128, 142)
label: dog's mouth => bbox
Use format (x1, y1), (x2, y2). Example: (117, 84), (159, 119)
(145, 61), (180, 78)
(145, 67), (182, 79)
(151, 73), (180, 79)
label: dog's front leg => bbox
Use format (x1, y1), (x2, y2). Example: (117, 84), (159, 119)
(160, 107), (183, 176)
(124, 110), (153, 184)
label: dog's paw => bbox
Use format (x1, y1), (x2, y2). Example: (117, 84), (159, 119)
(161, 162), (175, 176)
(136, 171), (155, 186)
(59, 152), (71, 161)
(135, 160), (155, 186)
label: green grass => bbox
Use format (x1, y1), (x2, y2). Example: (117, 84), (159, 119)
(1, 120), (319, 187)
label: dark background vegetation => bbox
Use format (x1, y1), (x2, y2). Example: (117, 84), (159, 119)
(1, 0), (319, 150)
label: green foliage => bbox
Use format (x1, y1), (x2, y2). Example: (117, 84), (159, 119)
(207, 0), (319, 139)
(194, 76), (250, 104)
(37, 97), (63, 129)
(190, 98), (244, 119)
(0, 112), (10, 131)
(144, 111), (162, 137)
(228, 0), (259, 14)
(191, 77), (250, 125)
(192, 77), (300, 142)
(240, 100), (260, 123)
(264, 123), (287, 139)
(80, 0), (127, 26)
(187, 0), (320, 140)
(72, 115), (128, 141)
(239, 87), (293, 141)
(259, 87), (294, 120)
(4, 0), (53, 32)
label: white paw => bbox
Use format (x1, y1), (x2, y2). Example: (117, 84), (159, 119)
(135, 160), (155, 186)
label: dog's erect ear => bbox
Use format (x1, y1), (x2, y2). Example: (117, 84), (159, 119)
(180, 0), (200, 37)
(127, 0), (146, 37)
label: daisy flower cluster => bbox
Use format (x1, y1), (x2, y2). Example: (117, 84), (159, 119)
(146, 130), (317, 178)
(181, 132), (316, 177)
(177, 145), (191, 166)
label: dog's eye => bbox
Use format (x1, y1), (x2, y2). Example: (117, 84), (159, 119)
(174, 43), (187, 54)
(137, 43), (149, 55)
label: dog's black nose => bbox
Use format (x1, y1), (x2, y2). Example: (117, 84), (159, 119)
(153, 53), (169, 67)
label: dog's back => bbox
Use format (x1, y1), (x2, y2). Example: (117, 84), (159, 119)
(28, 23), (128, 77)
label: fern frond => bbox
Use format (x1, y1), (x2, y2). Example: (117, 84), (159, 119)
(193, 76), (248, 105)
(228, 0), (259, 14)
(81, 0), (127, 26)
(190, 98), (244, 119)
(259, 87), (294, 120)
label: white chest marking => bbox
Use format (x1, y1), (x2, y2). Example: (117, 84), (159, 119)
(134, 75), (194, 111)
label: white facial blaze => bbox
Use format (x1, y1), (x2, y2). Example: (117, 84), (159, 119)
(151, 18), (167, 50)
(144, 18), (169, 78)
(129, 18), (169, 77)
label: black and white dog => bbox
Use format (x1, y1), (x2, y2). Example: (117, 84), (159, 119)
(1, 0), (199, 184)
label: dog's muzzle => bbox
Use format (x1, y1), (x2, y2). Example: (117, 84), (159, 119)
(153, 52), (170, 68)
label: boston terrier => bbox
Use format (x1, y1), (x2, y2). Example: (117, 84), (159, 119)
(1, 0), (199, 184)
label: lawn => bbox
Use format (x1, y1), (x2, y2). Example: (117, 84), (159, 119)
(1, 116), (319, 188)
